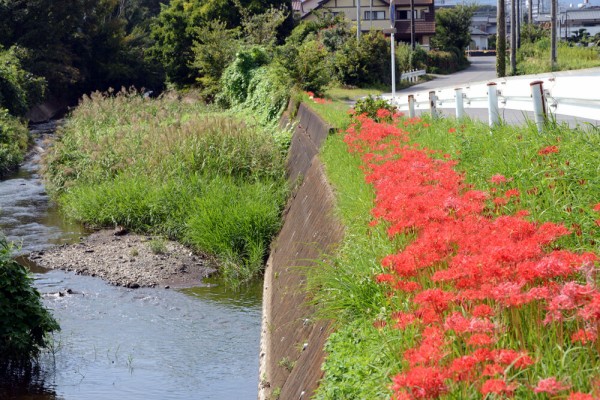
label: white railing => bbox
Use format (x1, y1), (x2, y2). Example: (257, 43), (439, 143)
(400, 69), (426, 82)
(391, 68), (600, 129)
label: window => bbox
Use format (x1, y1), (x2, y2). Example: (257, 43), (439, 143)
(397, 9), (421, 20)
(365, 10), (386, 20)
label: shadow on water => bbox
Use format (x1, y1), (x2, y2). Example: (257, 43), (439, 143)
(180, 278), (263, 310)
(0, 361), (59, 400)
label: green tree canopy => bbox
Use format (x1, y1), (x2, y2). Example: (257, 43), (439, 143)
(431, 5), (476, 54)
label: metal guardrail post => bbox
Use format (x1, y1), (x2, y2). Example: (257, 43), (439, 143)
(530, 80), (547, 132)
(455, 88), (464, 119)
(487, 82), (500, 127)
(408, 95), (415, 118)
(429, 91), (438, 118)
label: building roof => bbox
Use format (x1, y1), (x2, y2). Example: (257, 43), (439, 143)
(470, 27), (488, 35)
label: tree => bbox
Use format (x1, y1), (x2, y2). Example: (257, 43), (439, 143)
(431, 5), (476, 62)
(151, 0), (292, 87)
(191, 20), (241, 99)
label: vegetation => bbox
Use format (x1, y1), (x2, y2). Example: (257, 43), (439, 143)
(311, 106), (600, 398)
(431, 5), (476, 70)
(0, 109), (28, 176)
(42, 90), (289, 287)
(518, 38), (600, 74)
(0, 236), (59, 366)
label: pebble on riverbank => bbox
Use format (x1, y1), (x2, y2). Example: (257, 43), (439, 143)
(28, 230), (216, 289)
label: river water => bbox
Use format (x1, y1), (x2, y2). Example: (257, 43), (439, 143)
(0, 122), (261, 399)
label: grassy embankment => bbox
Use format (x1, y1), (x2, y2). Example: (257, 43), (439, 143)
(42, 91), (290, 287)
(304, 91), (600, 398)
(518, 40), (600, 74)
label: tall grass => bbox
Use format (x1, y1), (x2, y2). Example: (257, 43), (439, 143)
(43, 90), (290, 287)
(517, 39), (600, 74)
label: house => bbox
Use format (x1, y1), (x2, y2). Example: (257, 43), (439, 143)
(537, 6), (600, 38)
(469, 27), (489, 49)
(293, 0), (436, 48)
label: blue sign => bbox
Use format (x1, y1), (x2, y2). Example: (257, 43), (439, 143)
(390, 3), (396, 24)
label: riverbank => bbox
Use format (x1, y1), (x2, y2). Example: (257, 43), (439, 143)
(28, 230), (214, 289)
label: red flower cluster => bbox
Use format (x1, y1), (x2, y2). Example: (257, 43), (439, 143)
(343, 114), (600, 399)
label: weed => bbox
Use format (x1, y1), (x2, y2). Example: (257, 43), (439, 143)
(148, 238), (167, 255)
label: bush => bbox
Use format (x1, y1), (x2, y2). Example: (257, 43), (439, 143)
(0, 108), (29, 176)
(426, 49), (467, 74)
(218, 46), (270, 107)
(353, 95), (397, 122)
(0, 237), (59, 365)
(333, 31), (391, 87)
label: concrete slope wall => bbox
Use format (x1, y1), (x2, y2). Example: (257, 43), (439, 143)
(259, 103), (343, 399)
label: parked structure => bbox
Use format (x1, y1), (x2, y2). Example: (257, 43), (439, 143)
(293, 0), (436, 48)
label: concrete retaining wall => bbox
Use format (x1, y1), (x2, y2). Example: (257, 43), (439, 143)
(258, 103), (343, 399)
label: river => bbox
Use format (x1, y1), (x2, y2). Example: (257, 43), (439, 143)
(0, 122), (261, 399)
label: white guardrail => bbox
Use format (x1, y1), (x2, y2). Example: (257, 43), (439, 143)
(390, 68), (600, 130)
(400, 69), (426, 82)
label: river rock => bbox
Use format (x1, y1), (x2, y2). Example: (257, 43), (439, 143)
(30, 230), (216, 289)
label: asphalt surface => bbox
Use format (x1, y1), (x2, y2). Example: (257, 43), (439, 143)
(383, 56), (599, 128)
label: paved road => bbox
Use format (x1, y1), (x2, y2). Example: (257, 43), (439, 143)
(395, 56), (497, 95)
(383, 56), (599, 128)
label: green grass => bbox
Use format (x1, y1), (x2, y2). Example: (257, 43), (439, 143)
(313, 108), (600, 398)
(518, 40), (600, 74)
(43, 90), (290, 287)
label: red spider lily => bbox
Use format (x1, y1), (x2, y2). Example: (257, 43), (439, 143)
(538, 145), (560, 155)
(534, 377), (571, 394)
(448, 127), (456, 133)
(377, 109), (392, 119)
(480, 378), (518, 396)
(594, 203), (600, 212)
(343, 114), (600, 398)
(571, 328), (597, 344)
(490, 174), (508, 184)
(391, 366), (448, 399)
(568, 392), (596, 400)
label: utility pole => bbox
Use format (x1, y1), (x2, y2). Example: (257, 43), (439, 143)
(497, 0), (506, 77)
(528, 0), (533, 24)
(370, 0), (373, 30)
(551, 0), (557, 68)
(357, 0), (362, 41)
(516, 0), (521, 48)
(410, 0), (416, 49)
(511, 0), (517, 75)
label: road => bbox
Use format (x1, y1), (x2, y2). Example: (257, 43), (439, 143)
(396, 56), (497, 95)
(383, 56), (600, 128)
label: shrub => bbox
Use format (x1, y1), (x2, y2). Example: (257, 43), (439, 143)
(426, 49), (466, 74)
(353, 95), (397, 122)
(333, 31), (391, 87)
(290, 38), (331, 94)
(0, 237), (59, 365)
(0, 108), (29, 176)
(218, 46), (270, 107)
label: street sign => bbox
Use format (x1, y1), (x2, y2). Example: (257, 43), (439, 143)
(383, 27), (397, 34)
(390, 3), (396, 24)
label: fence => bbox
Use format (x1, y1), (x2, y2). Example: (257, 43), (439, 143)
(392, 69), (600, 130)
(400, 69), (426, 83)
